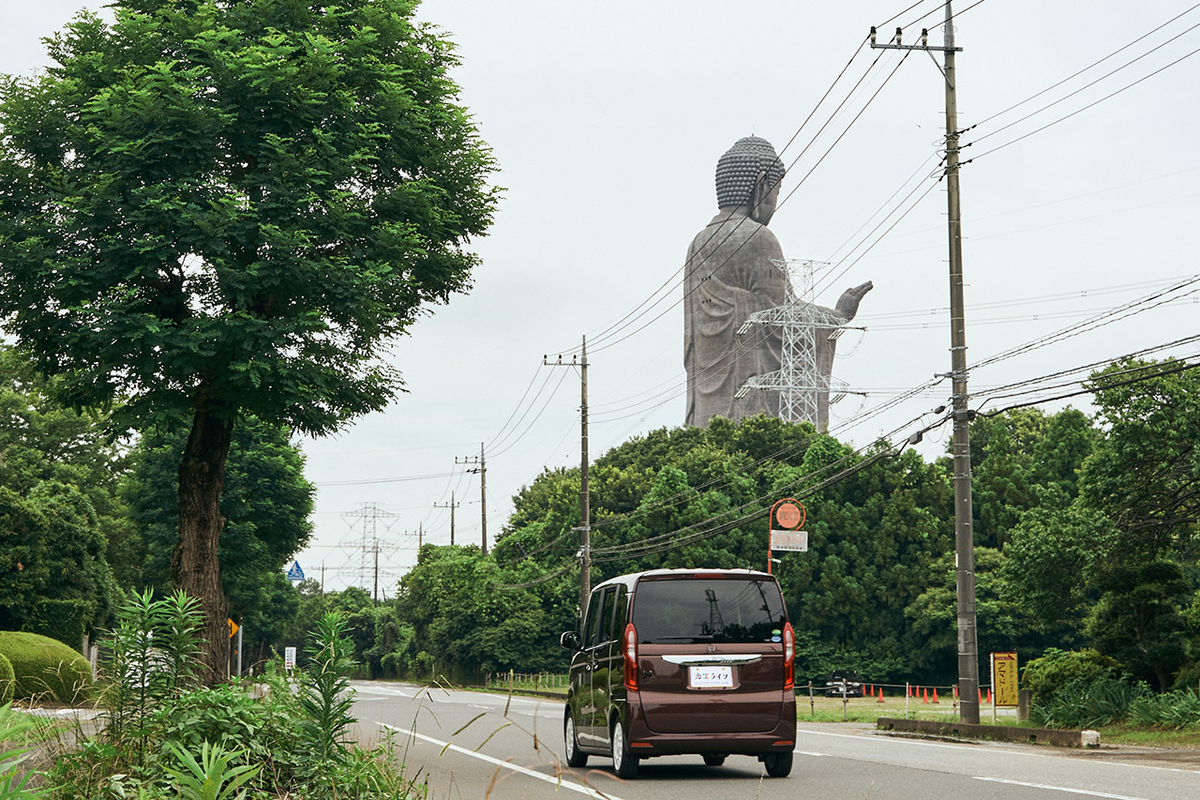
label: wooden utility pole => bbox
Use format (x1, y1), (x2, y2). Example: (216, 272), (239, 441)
(456, 447), (488, 554)
(544, 337), (590, 613)
(871, 0), (979, 723)
(580, 336), (591, 611)
(434, 492), (457, 545)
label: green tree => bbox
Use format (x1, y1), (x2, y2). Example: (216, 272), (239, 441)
(0, 346), (123, 642)
(998, 503), (1115, 640)
(0, 483), (120, 646)
(1075, 358), (1200, 686)
(1079, 359), (1200, 555)
(0, 0), (497, 679)
(968, 408), (1097, 549)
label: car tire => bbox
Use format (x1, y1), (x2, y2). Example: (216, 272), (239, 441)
(610, 715), (638, 779)
(564, 710), (587, 768)
(702, 754), (727, 767)
(763, 750), (793, 778)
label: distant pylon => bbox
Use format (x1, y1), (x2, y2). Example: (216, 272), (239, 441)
(734, 259), (854, 429)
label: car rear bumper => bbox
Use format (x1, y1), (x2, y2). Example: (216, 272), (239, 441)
(623, 691), (797, 756)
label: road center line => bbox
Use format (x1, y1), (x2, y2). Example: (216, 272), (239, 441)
(974, 776), (1149, 799)
(378, 723), (627, 800)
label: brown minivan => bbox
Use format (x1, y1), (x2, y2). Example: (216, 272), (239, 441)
(559, 568), (796, 779)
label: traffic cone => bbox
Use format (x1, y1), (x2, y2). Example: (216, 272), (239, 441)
(978, 687), (984, 704)
(932, 687), (940, 704)
(907, 684), (912, 698)
(953, 684), (958, 700)
(868, 684), (874, 697)
(877, 686), (884, 703)
(987, 688), (993, 705)
(922, 687), (929, 704)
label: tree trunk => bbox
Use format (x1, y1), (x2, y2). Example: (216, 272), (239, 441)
(171, 404), (235, 685)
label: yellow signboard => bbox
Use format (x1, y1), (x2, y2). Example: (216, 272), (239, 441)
(991, 652), (1018, 707)
(229, 618), (239, 639)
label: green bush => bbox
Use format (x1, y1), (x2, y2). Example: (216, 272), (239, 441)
(1128, 689), (1200, 729)
(1170, 660), (1200, 692)
(1022, 648), (1120, 707)
(1030, 677), (1147, 729)
(0, 654), (13, 705)
(0, 631), (93, 704)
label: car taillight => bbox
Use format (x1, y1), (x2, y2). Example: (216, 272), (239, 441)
(783, 622), (794, 690)
(623, 622), (638, 691)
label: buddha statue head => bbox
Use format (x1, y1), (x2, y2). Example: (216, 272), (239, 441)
(715, 136), (786, 224)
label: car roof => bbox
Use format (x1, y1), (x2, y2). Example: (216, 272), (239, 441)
(591, 568), (774, 592)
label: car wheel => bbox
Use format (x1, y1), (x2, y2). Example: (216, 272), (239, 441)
(702, 754), (727, 767)
(564, 710), (587, 768)
(610, 715), (638, 779)
(763, 750), (793, 778)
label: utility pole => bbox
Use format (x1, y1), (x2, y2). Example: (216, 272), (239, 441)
(434, 491), (457, 545)
(456, 446), (488, 554)
(870, 0), (979, 724)
(545, 337), (590, 614)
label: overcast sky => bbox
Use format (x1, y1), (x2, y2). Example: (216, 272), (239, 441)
(6, 1), (1199, 594)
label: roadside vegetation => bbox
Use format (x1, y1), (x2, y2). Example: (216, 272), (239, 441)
(4, 592), (422, 799)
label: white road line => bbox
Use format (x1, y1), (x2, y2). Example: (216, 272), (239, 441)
(974, 776), (1150, 799)
(379, 723), (627, 800)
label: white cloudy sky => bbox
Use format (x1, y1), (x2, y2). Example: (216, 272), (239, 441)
(6, 1), (1199, 594)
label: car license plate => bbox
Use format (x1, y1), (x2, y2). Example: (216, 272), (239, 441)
(689, 666), (733, 688)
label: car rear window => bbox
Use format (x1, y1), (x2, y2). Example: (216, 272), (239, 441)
(631, 577), (787, 644)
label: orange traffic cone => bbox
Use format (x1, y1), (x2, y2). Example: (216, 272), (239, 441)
(932, 687), (940, 704)
(922, 687), (929, 704)
(987, 688), (993, 705)
(868, 684), (874, 697)
(907, 684), (912, 698)
(953, 684), (959, 700)
(877, 686), (884, 703)
(978, 688), (984, 704)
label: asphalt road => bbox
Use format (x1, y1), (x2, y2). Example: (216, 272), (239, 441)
(349, 681), (1200, 800)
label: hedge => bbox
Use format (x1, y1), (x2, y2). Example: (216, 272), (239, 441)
(0, 631), (93, 704)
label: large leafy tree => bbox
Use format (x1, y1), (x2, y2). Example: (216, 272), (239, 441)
(0, 0), (497, 679)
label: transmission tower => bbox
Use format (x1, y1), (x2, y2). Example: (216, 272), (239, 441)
(735, 259), (854, 428)
(340, 503), (402, 601)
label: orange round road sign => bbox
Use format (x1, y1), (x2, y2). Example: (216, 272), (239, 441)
(775, 501), (805, 529)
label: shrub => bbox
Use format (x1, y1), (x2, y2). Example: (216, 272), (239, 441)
(1170, 660), (1200, 692)
(1031, 677), (1148, 729)
(0, 631), (93, 704)
(0, 654), (14, 705)
(1128, 689), (1200, 729)
(1022, 648), (1119, 707)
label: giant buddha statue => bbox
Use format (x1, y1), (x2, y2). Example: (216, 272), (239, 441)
(683, 135), (872, 429)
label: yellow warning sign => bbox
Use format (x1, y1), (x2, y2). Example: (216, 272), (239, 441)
(991, 652), (1018, 707)
(228, 618), (239, 638)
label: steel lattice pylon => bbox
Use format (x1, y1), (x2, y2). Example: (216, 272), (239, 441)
(735, 259), (849, 427)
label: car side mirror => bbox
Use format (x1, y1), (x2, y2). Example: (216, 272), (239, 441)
(559, 631), (580, 651)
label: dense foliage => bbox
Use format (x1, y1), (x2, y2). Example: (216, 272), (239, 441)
(0, 347), (123, 646)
